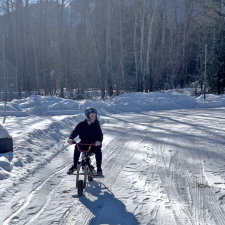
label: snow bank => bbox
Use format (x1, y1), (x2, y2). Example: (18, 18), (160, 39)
(0, 167), (8, 179)
(0, 156), (13, 172)
(196, 94), (225, 108)
(0, 152), (13, 179)
(1, 91), (225, 117)
(0, 91), (225, 179)
(113, 92), (197, 112)
(0, 124), (9, 139)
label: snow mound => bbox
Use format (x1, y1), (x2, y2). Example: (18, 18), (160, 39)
(12, 158), (23, 167)
(113, 92), (197, 112)
(1, 91), (225, 117)
(0, 156), (13, 172)
(196, 94), (225, 108)
(0, 124), (9, 139)
(0, 167), (8, 180)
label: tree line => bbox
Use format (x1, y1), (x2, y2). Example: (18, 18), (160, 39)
(0, 0), (225, 99)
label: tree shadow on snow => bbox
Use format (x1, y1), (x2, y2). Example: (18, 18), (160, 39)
(3, 115), (6, 124)
(73, 180), (139, 225)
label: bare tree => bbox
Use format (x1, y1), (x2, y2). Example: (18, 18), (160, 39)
(145, 0), (159, 92)
(106, 0), (113, 97)
(133, 0), (140, 92)
(85, 0), (105, 98)
(119, 0), (125, 93)
(140, 0), (146, 92)
(57, 0), (65, 97)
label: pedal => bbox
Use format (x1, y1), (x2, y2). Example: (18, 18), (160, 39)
(90, 165), (95, 171)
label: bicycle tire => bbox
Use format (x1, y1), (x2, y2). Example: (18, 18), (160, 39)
(78, 180), (83, 196)
(83, 165), (88, 188)
(76, 165), (81, 188)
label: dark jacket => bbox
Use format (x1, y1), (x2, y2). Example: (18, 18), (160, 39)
(69, 120), (103, 144)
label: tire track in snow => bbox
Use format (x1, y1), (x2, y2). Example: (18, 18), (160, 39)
(159, 145), (193, 225)
(3, 166), (68, 225)
(87, 135), (152, 225)
(182, 137), (225, 225)
(130, 136), (176, 225)
(24, 176), (67, 225)
(157, 130), (225, 225)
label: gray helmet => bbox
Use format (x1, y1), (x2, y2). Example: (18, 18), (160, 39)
(84, 107), (97, 119)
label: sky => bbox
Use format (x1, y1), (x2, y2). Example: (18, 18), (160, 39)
(0, 89), (225, 225)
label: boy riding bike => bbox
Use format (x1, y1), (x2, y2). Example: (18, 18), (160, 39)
(67, 107), (103, 175)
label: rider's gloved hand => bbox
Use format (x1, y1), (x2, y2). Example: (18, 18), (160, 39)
(95, 141), (101, 146)
(68, 139), (75, 145)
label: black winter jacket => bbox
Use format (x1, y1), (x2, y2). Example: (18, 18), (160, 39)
(69, 120), (103, 144)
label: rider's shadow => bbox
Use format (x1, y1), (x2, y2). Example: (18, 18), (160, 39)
(77, 181), (139, 225)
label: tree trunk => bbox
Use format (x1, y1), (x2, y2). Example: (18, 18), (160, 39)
(140, 0), (146, 92)
(134, 0), (140, 92)
(119, 0), (125, 93)
(182, 0), (188, 87)
(161, 0), (167, 73)
(33, 38), (39, 92)
(106, 0), (113, 97)
(57, 0), (65, 97)
(40, 0), (46, 91)
(81, 1), (86, 94)
(85, 0), (105, 99)
(145, 0), (159, 92)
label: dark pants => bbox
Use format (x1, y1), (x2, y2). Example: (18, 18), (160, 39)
(73, 144), (102, 169)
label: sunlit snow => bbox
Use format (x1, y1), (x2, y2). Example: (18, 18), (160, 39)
(0, 90), (225, 225)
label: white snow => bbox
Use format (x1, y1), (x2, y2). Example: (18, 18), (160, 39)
(0, 89), (225, 225)
(0, 124), (9, 138)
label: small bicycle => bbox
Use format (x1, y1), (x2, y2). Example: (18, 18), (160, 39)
(73, 141), (96, 196)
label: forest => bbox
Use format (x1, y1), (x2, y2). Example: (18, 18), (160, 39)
(0, 0), (225, 99)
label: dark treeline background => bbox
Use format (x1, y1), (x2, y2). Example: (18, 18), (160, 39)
(0, 0), (225, 99)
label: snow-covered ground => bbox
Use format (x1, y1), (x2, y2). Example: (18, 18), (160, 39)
(0, 90), (225, 225)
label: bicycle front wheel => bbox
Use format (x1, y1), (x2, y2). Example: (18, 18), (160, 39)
(83, 165), (88, 188)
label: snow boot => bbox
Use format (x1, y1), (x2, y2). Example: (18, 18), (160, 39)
(97, 168), (103, 176)
(67, 165), (77, 175)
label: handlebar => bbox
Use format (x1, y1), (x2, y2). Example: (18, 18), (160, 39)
(72, 141), (96, 153)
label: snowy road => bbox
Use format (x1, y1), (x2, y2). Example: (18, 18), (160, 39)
(1, 108), (225, 225)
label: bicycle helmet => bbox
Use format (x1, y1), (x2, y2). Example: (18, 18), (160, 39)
(84, 107), (97, 121)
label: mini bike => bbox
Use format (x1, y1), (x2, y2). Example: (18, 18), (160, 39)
(73, 141), (96, 196)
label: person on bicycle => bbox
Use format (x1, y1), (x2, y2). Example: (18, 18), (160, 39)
(67, 107), (103, 175)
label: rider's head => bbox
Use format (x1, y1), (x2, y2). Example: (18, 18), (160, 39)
(84, 107), (97, 123)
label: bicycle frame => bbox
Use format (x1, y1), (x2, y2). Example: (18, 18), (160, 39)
(75, 143), (95, 191)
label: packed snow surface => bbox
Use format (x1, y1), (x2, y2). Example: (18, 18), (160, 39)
(0, 90), (225, 225)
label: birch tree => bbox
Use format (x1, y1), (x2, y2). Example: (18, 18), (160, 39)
(85, 0), (105, 98)
(106, 0), (113, 97)
(145, 0), (159, 92)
